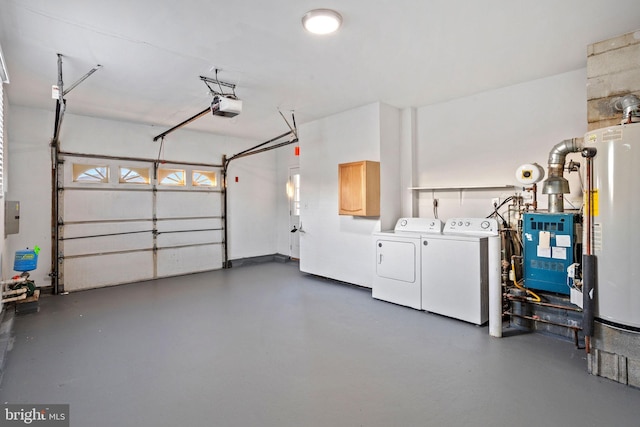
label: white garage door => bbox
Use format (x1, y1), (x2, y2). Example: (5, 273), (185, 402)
(58, 154), (224, 291)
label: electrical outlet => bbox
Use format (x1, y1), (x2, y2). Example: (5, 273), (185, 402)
(491, 198), (500, 208)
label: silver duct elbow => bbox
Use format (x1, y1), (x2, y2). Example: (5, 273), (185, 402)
(541, 137), (583, 213)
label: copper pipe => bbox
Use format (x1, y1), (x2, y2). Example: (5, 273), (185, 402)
(505, 311), (582, 348)
(532, 183), (537, 211)
(506, 294), (583, 312)
(523, 183), (538, 211)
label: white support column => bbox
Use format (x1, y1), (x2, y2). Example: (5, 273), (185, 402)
(400, 107), (418, 218)
(488, 234), (502, 337)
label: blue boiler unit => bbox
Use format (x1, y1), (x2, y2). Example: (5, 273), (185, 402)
(522, 213), (581, 295)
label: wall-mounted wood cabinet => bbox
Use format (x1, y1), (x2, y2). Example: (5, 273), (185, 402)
(338, 161), (380, 216)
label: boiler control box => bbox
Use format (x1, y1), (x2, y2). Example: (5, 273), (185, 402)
(522, 212), (581, 295)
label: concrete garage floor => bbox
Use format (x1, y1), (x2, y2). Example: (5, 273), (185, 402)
(1, 262), (639, 427)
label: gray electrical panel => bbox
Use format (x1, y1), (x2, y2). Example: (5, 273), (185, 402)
(5, 200), (20, 236)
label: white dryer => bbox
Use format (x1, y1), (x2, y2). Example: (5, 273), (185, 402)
(372, 218), (442, 310)
(421, 218), (499, 325)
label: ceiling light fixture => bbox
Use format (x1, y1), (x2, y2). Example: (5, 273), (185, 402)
(302, 9), (343, 35)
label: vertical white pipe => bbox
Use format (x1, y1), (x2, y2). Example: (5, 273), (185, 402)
(488, 235), (502, 337)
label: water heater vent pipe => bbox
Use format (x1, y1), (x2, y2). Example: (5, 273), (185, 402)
(614, 94), (640, 124)
(541, 137), (583, 212)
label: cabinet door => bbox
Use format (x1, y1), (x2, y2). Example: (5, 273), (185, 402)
(339, 162), (365, 214)
(338, 161), (379, 216)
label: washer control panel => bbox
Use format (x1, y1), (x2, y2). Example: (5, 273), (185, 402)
(444, 218), (499, 236)
(393, 217), (443, 234)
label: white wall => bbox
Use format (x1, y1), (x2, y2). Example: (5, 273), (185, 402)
(379, 103), (402, 230)
(6, 106), (278, 286)
(400, 107), (419, 218)
(225, 150), (278, 259)
(414, 69), (588, 219)
(295, 71), (589, 289)
(5, 107), (52, 286)
(299, 102), (401, 288)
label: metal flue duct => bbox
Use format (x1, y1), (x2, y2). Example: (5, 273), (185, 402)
(541, 137), (583, 213)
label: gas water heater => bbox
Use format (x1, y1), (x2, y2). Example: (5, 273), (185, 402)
(584, 122), (640, 330)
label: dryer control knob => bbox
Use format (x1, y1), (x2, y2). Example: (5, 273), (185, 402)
(481, 220), (490, 229)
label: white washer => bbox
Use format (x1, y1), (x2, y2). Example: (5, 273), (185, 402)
(421, 218), (499, 325)
(372, 218), (443, 310)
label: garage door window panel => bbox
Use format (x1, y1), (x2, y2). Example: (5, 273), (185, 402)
(120, 167), (150, 184)
(192, 170), (217, 187)
(73, 164), (109, 183)
(159, 169), (185, 186)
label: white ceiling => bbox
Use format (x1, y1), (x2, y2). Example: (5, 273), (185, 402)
(1, 0), (640, 141)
